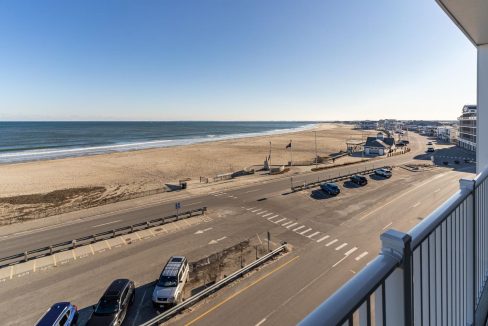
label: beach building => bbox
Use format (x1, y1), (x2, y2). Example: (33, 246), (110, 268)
(363, 132), (395, 156)
(457, 104), (477, 151)
(437, 125), (456, 143)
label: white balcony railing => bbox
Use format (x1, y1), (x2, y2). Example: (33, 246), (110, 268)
(300, 168), (488, 326)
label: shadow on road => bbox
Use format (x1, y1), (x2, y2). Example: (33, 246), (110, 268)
(412, 145), (476, 172)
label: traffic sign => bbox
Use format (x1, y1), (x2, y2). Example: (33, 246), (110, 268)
(175, 202), (181, 210)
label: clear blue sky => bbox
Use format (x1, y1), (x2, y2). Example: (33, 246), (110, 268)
(0, 0), (476, 121)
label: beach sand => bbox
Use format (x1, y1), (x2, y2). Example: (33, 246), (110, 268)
(0, 123), (373, 222)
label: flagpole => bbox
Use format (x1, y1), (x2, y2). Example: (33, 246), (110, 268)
(290, 140), (293, 166)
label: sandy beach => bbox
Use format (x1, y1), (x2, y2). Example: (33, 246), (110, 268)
(0, 123), (374, 222)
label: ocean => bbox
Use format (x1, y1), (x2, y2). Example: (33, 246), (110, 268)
(0, 121), (316, 163)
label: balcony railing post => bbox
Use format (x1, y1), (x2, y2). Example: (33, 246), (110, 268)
(380, 229), (412, 326)
(460, 178), (476, 325)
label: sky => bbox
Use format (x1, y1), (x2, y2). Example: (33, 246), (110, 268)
(0, 0), (477, 121)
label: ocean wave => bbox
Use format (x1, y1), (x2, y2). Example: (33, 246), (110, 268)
(0, 123), (316, 163)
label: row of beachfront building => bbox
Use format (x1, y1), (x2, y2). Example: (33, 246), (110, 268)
(356, 105), (477, 153)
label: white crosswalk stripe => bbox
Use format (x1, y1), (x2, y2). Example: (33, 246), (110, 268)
(355, 252), (369, 261)
(299, 228), (312, 235)
(281, 221), (293, 227)
(326, 239), (338, 247)
(316, 235), (330, 243)
(273, 218), (287, 224)
(293, 225), (306, 232)
(262, 213), (273, 217)
(286, 222), (298, 229)
(307, 231), (320, 239)
(345, 247), (358, 256)
(267, 215), (279, 220)
(256, 210), (268, 215)
(335, 243), (347, 251)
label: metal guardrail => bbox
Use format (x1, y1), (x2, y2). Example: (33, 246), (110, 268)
(0, 207), (207, 269)
(140, 244), (288, 326)
(300, 168), (488, 326)
(290, 166), (391, 192)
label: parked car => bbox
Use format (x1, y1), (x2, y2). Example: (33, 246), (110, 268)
(374, 168), (392, 178)
(87, 279), (135, 326)
(350, 175), (368, 186)
(427, 146), (435, 152)
(320, 182), (340, 195)
(36, 302), (79, 326)
(152, 256), (190, 308)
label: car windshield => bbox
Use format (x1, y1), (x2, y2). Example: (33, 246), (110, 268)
(94, 297), (119, 315)
(157, 275), (178, 287)
(328, 184), (338, 189)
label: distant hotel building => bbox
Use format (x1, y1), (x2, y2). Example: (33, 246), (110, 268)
(457, 105), (477, 151)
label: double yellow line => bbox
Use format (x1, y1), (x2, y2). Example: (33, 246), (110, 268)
(185, 255), (300, 326)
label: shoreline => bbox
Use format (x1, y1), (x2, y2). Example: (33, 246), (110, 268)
(0, 122), (318, 165)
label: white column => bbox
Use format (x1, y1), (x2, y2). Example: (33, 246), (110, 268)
(477, 44), (488, 172)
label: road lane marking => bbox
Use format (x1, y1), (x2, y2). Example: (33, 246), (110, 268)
(358, 172), (448, 221)
(355, 252), (369, 261)
(345, 247), (358, 256)
(273, 218), (287, 224)
(412, 202), (421, 208)
(244, 189), (261, 193)
(286, 222), (298, 229)
(251, 209), (261, 213)
(281, 221), (293, 227)
(293, 225), (305, 232)
(185, 256), (300, 326)
(299, 228), (312, 235)
(316, 235), (330, 243)
(91, 220), (121, 228)
(267, 215), (279, 221)
(132, 287), (148, 326)
(247, 207), (256, 211)
(307, 231), (320, 239)
(326, 239), (338, 247)
(335, 243), (347, 250)
(332, 256), (349, 267)
(255, 318), (267, 326)
(382, 222), (393, 230)
(434, 188), (440, 193)
(256, 211), (268, 215)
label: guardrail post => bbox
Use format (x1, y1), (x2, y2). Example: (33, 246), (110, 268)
(112, 230), (116, 238)
(130, 225), (134, 233)
(49, 246), (53, 255)
(72, 240), (77, 249)
(380, 229), (411, 326)
(24, 251), (28, 262)
(146, 221), (150, 229)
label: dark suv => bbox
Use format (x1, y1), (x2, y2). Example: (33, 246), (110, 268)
(320, 182), (340, 195)
(36, 302), (79, 326)
(87, 279), (135, 326)
(350, 175), (368, 186)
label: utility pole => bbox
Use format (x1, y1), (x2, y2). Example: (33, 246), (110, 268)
(314, 131), (318, 169)
(269, 141), (272, 167)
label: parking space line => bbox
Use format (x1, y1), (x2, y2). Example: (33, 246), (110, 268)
(286, 222), (298, 229)
(326, 239), (338, 247)
(293, 225), (306, 232)
(335, 243), (347, 251)
(273, 218), (287, 224)
(382, 222), (393, 230)
(281, 221), (293, 227)
(256, 211), (268, 215)
(247, 207), (256, 211)
(299, 228), (312, 235)
(308, 231), (320, 239)
(262, 213), (273, 218)
(316, 235), (330, 243)
(412, 202), (420, 208)
(267, 215), (279, 220)
(345, 247), (358, 256)
(355, 252), (369, 261)
(251, 209), (261, 213)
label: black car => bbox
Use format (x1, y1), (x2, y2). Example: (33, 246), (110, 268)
(350, 175), (368, 186)
(87, 279), (135, 326)
(320, 182), (340, 195)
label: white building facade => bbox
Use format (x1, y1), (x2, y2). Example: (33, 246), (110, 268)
(457, 105), (477, 151)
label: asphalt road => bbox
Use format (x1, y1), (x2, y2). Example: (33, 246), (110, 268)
(0, 133), (477, 325)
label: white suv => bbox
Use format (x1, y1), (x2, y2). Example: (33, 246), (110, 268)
(152, 256), (190, 308)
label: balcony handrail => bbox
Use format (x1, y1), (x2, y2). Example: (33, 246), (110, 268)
(409, 186), (470, 249)
(298, 254), (399, 326)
